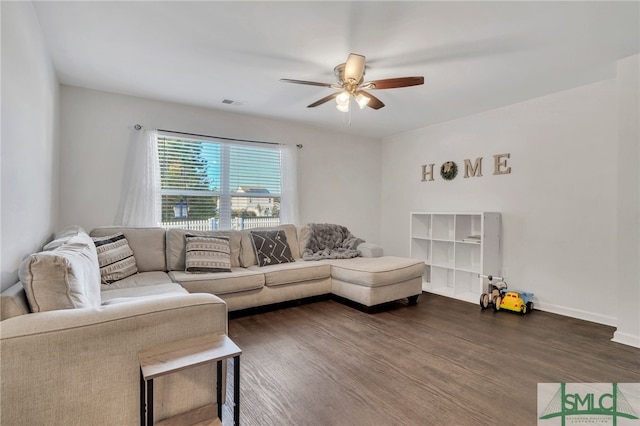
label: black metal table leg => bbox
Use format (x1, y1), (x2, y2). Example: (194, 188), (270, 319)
(140, 369), (145, 426)
(234, 355), (240, 426)
(147, 379), (154, 426)
(217, 360), (223, 421)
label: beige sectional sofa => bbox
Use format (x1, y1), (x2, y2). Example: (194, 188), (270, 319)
(0, 223), (423, 425)
(88, 224), (424, 313)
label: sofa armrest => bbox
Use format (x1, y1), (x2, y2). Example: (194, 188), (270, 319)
(357, 242), (384, 258)
(1, 293), (228, 425)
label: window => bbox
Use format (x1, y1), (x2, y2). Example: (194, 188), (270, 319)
(157, 134), (282, 231)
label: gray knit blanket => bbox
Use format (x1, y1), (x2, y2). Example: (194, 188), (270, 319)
(302, 223), (365, 261)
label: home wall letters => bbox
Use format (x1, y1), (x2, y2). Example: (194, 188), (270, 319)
(421, 153), (511, 182)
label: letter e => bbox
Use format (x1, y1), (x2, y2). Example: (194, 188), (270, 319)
(493, 153), (512, 175)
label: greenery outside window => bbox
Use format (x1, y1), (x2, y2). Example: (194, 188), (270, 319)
(157, 134), (282, 231)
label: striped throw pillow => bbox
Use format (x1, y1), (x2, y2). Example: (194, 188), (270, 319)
(92, 233), (138, 284)
(185, 234), (232, 273)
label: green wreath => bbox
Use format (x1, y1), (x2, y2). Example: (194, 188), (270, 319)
(440, 161), (458, 180)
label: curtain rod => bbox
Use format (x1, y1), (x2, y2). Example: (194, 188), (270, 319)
(134, 124), (280, 146)
(158, 128), (280, 146)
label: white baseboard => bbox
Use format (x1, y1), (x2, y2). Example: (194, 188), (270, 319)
(518, 302), (640, 349)
(612, 331), (640, 348)
(523, 301), (618, 327)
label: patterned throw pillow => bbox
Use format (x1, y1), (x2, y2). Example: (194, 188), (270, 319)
(185, 234), (232, 273)
(92, 233), (138, 284)
(250, 230), (295, 267)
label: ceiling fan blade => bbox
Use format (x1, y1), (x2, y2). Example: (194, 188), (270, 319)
(344, 53), (366, 83)
(367, 76), (424, 90)
(356, 90), (385, 110)
(307, 92), (340, 108)
(280, 78), (334, 88)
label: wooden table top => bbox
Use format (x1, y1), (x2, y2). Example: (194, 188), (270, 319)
(139, 333), (241, 380)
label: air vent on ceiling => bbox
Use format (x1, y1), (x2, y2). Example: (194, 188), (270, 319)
(221, 99), (244, 106)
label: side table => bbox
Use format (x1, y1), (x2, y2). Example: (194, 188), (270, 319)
(139, 333), (242, 426)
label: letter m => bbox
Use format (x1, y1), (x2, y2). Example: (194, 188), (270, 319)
(464, 157), (483, 178)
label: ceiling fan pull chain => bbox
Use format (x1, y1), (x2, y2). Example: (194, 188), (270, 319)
(341, 99), (352, 126)
(349, 103), (352, 126)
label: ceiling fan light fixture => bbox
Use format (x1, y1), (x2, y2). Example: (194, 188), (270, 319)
(336, 91), (350, 107)
(336, 103), (349, 113)
(355, 93), (370, 109)
(344, 53), (366, 83)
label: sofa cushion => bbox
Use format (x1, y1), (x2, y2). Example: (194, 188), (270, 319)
(0, 282), (30, 320)
(166, 229), (241, 270)
(247, 260), (331, 287)
(92, 233), (139, 283)
(19, 231), (101, 313)
(101, 283), (188, 305)
(250, 230), (295, 267)
(240, 224), (300, 267)
(170, 268), (264, 295)
(90, 227), (167, 272)
(185, 234), (232, 273)
(322, 256), (425, 288)
(99, 271), (175, 291)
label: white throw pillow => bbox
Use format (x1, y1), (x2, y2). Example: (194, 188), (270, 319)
(185, 234), (232, 273)
(20, 231), (101, 313)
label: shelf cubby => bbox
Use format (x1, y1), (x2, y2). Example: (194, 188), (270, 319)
(431, 240), (454, 268)
(410, 213), (432, 239)
(454, 242), (481, 273)
(455, 214), (482, 242)
(432, 214), (455, 241)
(430, 266), (455, 294)
(411, 238), (431, 265)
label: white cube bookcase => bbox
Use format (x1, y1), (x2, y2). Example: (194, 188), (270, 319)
(410, 212), (502, 304)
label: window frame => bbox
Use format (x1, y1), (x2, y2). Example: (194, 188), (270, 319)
(156, 132), (282, 231)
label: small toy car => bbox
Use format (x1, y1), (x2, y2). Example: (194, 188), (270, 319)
(495, 290), (534, 314)
(479, 274), (534, 315)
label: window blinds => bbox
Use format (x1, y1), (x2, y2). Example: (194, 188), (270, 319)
(157, 135), (281, 195)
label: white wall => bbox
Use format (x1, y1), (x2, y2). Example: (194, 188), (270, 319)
(380, 78), (619, 325)
(1, 2), (60, 292)
(614, 54), (640, 347)
(59, 86), (381, 243)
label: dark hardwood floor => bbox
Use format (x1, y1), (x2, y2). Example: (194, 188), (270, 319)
(221, 293), (640, 426)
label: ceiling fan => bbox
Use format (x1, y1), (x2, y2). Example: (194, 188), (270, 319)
(281, 53), (424, 111)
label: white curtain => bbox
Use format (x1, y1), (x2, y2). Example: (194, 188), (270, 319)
(115, 129), (160, 226)
(279, 144), (299, 225)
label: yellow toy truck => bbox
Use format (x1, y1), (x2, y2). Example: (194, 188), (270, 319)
(479, 274), (534, 315)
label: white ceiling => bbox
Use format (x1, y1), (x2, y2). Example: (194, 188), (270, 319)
(32, 1), (639, 139)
